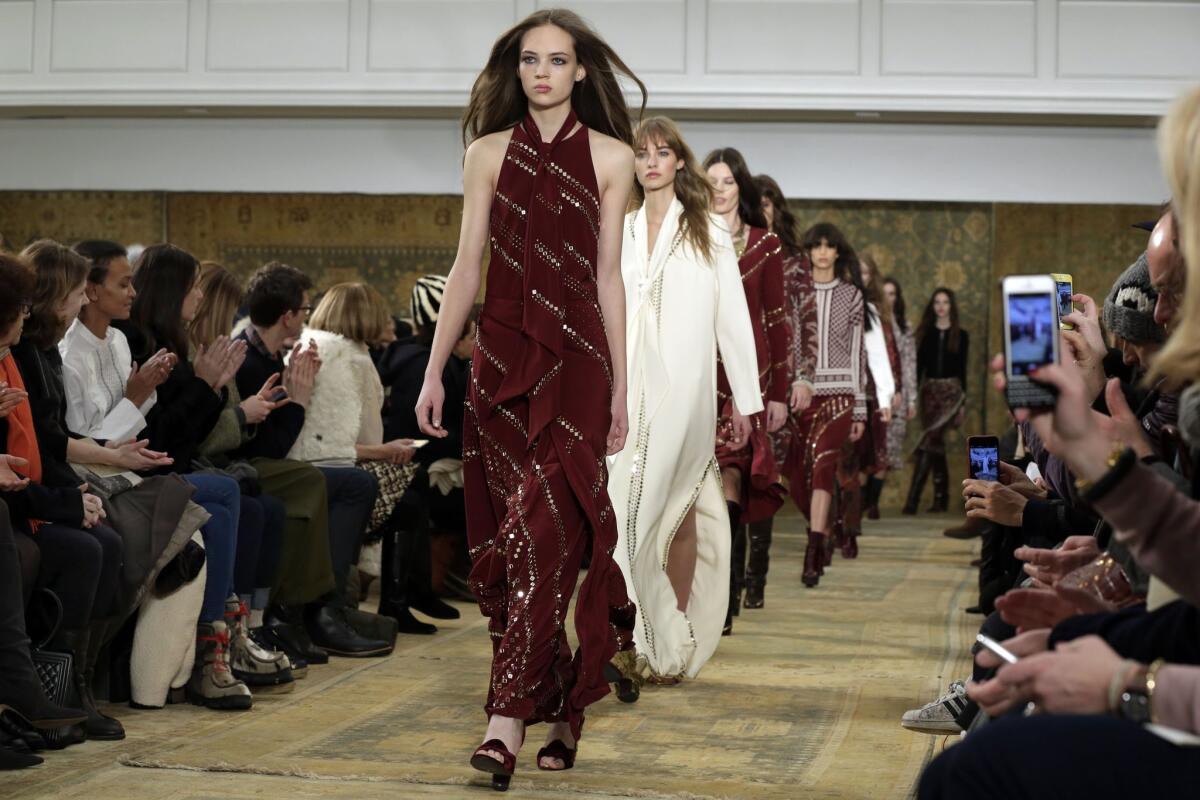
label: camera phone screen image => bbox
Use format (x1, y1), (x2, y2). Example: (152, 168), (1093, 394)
(1056, 281), (1073, 320)
(1008, 293), (1055, 376)
(970, 447), (999, 481)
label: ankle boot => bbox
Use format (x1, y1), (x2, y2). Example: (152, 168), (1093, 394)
(802, 529), (825, 588)
(903, 452), (933, 515)
(50, 627), (124, 741)
(187, 621), (253, 710)
(863, 476), (885, 520)
(743, 518), (773, 609)
(224, 598), (294, 694)
(727, 502), (743, 623)
(928, 454), (949, 513)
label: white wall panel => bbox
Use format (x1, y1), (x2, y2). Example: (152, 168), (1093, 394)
(0, 1), (35, 73)
(706, 0), (861, 75)
(367, 0), (517, 72)
(0, 117), (1167, 205)
(1058, 1), (1200, 79)
(207, 0), (351, 71)
(881, 0), (1036, 77)
(538, 1), (688, 74)
(50, 0), (188, 72)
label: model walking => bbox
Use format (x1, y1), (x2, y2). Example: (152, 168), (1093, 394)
(609, 117), (761, 682)
(783, 223), (867, 587)
(902, 288), (968, 515)
(413, 9), (645, 787)
(702, 148), (789, 633)
(865, 276), (917, 517)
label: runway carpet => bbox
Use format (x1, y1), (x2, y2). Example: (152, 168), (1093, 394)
(7, 512), (978, 800)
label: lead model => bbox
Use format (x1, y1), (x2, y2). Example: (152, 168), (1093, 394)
(608, 118), (762, 682)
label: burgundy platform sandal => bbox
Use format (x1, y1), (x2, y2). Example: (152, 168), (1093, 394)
(471, 738), (519, 791)
(537, 739), (577, 771)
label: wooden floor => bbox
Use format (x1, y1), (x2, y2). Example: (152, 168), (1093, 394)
(6, 510), (978, 800)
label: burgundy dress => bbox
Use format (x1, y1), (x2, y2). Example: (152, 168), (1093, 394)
(462, 111), (635, 739)
(715, 226), (789, 524)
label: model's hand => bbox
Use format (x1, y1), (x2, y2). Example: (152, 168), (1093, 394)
(0, 381), (29, 419)
(790, 383), (813, 413)
(0, 454), (30, 491)
(606, 387), (629, 455)
(880, 405), (893, 424)
(1016, 536), (1101, 586)
(962, 479), (1027, 526)
(849, 421), (865, 442)
(105, 438), (173, 471)
(415, 375), (448, 439)
(766, 400), (788, 433)
(726, 404), (753, 452)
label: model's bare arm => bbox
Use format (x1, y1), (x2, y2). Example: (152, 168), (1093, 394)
(415, 133), (505, 435)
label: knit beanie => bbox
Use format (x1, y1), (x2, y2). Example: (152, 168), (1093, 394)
(410, 274), (447, 329)
(1103, 252), (1165, 344)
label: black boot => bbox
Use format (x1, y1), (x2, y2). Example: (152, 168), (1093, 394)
(378, 527), (437, 635)
(80, 620), (124, 740)
(743, 518), (772, 609)
(902, 452), (933, 515)
(399, 498), (459, 621)
(863, 476), (885, 520)
(305, 602), (393, 657)
(261, 604), (329, 666)
(928, 454), (949, 513)
(49, 627), (124, 741)
(724, 501), (741, 635)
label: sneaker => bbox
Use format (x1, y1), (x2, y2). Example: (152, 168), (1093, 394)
(224, 598), (295, 694)
(900, 681), (967, 735)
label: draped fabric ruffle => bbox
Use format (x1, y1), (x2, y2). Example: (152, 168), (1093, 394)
(914, 378), (964, 455)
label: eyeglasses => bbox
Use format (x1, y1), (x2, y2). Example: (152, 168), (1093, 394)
(296, 305), (314, 314)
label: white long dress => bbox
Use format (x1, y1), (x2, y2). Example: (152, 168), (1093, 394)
(608, 197), (764, 679)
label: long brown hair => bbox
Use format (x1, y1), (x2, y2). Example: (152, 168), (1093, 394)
(190, 261), (243, 350)
(702, 148), (768, 230)
(461, 9), (647, 146)
(20, 239), (89, 349)
(754, 174), (802, 257)
(916, 287), (962, 353)
(632, 117), (714, 262)
(860, 254), (892, 327)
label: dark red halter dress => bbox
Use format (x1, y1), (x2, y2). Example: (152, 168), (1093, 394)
(462, 111), (635, 740)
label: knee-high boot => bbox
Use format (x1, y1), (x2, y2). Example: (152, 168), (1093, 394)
(743, 518), (773, 609)
(928, 454), (950, 513)
(902, 452), (933, 515)
(841, 484), (862, 560)
(49, 626), (124, 741)
(802, 528), (826, 588)
(863, 476), (885, 520)
(724, 502), (742, 635)
(377, 525), (436, 636)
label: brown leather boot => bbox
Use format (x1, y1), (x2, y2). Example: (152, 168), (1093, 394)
(802, 530), (825, 588)
(841, 530), (859, 559)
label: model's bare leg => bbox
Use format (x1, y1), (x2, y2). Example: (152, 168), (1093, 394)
(810, 488), (832, 533)
(480, 714), (524, 763)
(539, 721), (576, 769)
(722, 466), (741, 503)
(666, 506), (698, 612)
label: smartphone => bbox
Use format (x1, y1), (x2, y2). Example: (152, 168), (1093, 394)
(976, 633), (1019, 665)
(967, 435), (1000, 482)
(1051, 273), (1074, 330)
(408, 439), (429, 449)
(1003, 274), (1060, 410)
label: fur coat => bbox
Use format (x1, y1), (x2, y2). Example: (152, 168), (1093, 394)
(286, 328), (384, 463)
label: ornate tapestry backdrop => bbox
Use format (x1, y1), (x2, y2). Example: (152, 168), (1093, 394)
(0, 191), (1158, 508)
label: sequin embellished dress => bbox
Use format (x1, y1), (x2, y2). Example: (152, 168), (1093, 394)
(608, 198), (762, 678)
(715, 226), (790, 524)
(462, 111), (635, 739)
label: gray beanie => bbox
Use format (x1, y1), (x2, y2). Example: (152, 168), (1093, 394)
(1103, 252), (1165, 344)
(410, 274), (447, 329)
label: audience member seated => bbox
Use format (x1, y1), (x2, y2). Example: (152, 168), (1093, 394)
(232, 262), (390, 658)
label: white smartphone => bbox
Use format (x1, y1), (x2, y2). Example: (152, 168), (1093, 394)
(976, 633), (1019, 665)
(1002, 274), (1060, 410)
(408, 439), (429, 449)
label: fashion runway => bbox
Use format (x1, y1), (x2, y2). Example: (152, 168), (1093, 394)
(9, 511), (976, 799)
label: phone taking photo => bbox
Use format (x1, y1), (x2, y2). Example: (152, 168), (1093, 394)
(976, 633), (1019, 665)
(1003, 274), (1060, 410)
(967, 435), (1000, 482)
(1052, 273), (1074, 331)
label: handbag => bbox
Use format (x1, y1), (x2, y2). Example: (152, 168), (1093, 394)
(27, 589), (77, 746)
(356, 459), (418, 536)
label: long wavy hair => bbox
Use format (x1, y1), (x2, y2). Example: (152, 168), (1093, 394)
(190, 261), (243, 350)
(916, 287), (962, 354)
(702, 147), (768, 230)
(754, 174), (802, 257)
(860, 254), (891, 327)
(461, 9), (646, 147)
(129, 243), (200, 358)
(884, 277), (910, 333)
(801, 222), (871, 331)
(1150, 87), (1200, 389)
(631, 116), (714, 262)
(20, 239), (89, 349)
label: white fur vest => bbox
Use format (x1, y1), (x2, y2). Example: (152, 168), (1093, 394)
(286, 328), (384, 462)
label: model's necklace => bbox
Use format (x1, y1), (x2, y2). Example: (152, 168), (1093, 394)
(732, 223), (747, 258)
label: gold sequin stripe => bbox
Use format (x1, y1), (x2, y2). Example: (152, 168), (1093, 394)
(547, 160), (600, 212)
(802, 396), (854, 500)
(624, 388), (656, 662)
(491, 498), (538, 712)
(511, 139), (539, 160)
(660, 458), (715, 569)
(535, 191), (563, 216)
(530, 287), (565, 320)
(563, 322), (614, 386)
(530, 361), (563, 396)
(741, 231), (776, 260)
(765, 305), (787, 324)
(562, 241), (595, 276)
(495, 191), (527, 218)
(534, 240), (563, 272)
(532, 461), (570, 674)
(490, 237), (523, 275)
(740, 242), (783, 282)
(476, 338), (509, 376)
(505, 152), (537, 176)
(561, 189), (599, 239)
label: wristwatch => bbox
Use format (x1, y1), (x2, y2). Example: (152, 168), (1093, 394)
(1118, 690), (1152, 724)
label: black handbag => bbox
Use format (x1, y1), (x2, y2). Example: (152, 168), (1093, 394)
(27, 589), (77, 746)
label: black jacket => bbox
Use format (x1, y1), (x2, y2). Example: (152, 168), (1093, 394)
(917, 328), (969, 388)
(380, 338), (468, 466)
(0, 417), (85, 534)
(231, 330), (306, 460)
(10, 338), (88, 488)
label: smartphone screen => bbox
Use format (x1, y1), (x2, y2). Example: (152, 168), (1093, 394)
(969, 445), (1000, 481)
(1007, 292), (1057, 376)
(1055, 278), (1074, 330)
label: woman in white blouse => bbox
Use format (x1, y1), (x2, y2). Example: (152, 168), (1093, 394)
(60, 241), (174, 442)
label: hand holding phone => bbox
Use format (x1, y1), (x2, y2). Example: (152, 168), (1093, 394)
(1052, 273), (1074, 331)
(967, 435), (1000, 482)
(1003, 275), (1060, 410)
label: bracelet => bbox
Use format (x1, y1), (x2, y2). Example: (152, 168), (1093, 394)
(1108, 659), (1140, 714)
(1076, 446), (1137, 501)
(1146, 658), (1166, 723)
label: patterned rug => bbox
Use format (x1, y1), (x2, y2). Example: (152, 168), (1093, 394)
(10, 512), (976, 800)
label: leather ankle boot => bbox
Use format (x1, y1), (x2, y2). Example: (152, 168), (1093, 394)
(50, 627), (124, 741)
(743, 518), (773, 609)
(928, 454), (949, 513)
(903, 452), (933, 515)
(727, 502), (743, 620)
(863, 476), (884, 520)
(802, 530), (825, 588)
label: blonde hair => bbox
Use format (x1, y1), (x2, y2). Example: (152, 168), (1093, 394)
(631, 116), (715, 262)
(309, 282), (387, 344)
(1149, 87), (1200, 389)
(189, 261), (243, 349)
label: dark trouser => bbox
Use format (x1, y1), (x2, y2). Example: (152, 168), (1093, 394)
(0, 500), (38, 688)
(33, 523), (122, 627)
(317, 466), (378, 597)
(919, 714), (1200, 800)
(234, 493), (286, 597)
(13, 529), (38, 606)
